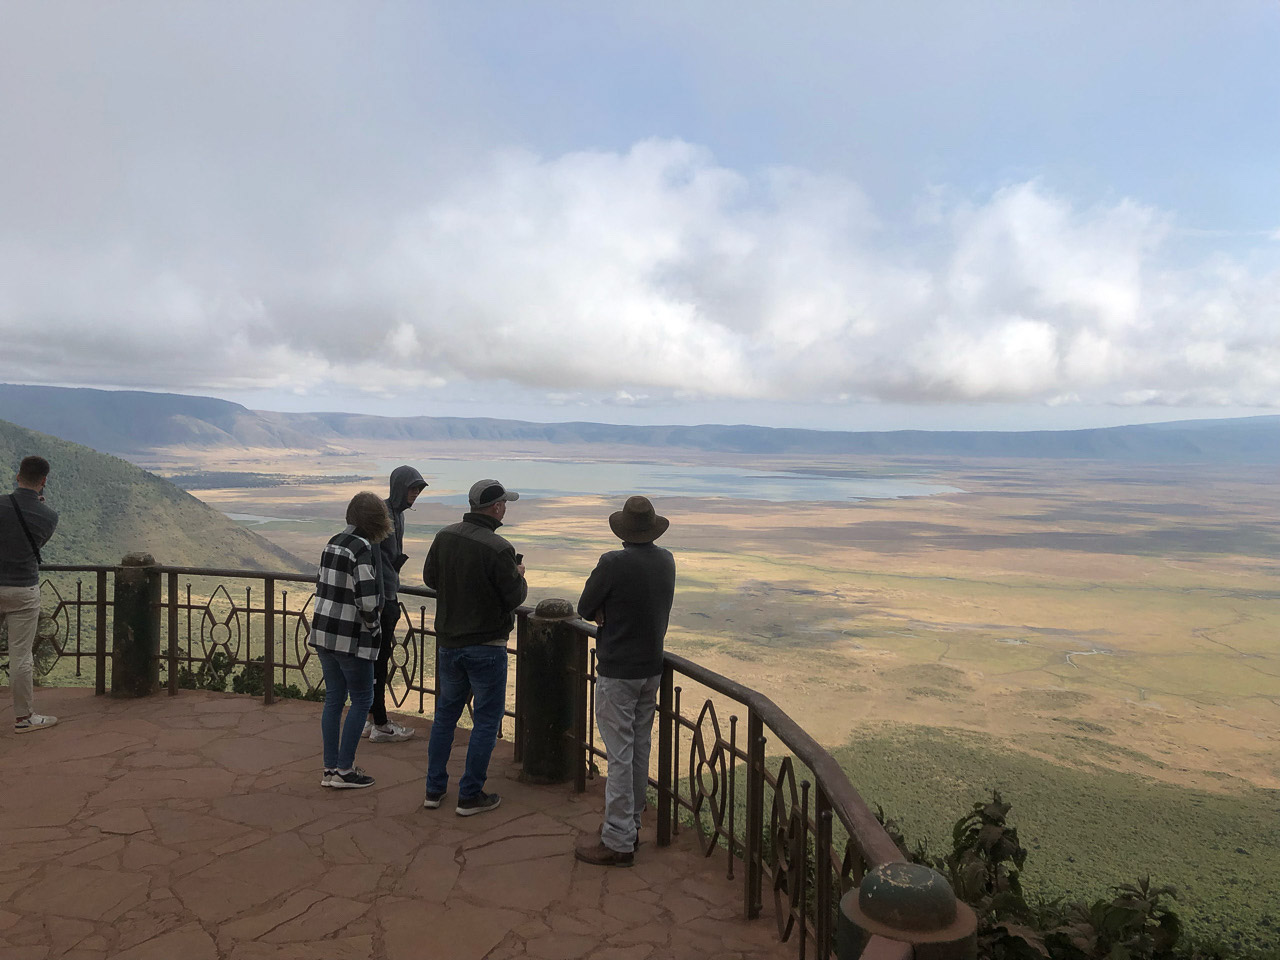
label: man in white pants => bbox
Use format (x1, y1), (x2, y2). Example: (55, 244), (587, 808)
(575, 496), (675, 867)
(1, 456), (59, 734)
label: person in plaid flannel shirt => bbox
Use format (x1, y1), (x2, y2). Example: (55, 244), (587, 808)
(308, 491), (392, 789)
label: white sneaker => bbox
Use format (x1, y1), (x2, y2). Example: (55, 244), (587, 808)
(361, 719), (373, 739)
(369, 720), (415, 743)
(15, 714), (58, 734)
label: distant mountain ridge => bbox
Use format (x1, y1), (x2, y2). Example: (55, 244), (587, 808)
(2, 383), (1279, 463)
(0, 417), (309, 571)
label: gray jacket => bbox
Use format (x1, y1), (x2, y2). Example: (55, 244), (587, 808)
(578, 541), (675, 679)
(0, 488), (58, 587)
(379, 465), (427, 602)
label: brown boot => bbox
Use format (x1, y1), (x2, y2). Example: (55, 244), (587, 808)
(574, 838), (634, 868)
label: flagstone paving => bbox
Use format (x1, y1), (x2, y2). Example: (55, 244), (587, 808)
(1, 687), (791, 960)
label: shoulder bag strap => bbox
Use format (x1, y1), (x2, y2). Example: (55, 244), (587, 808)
(8, 494), (43, 565)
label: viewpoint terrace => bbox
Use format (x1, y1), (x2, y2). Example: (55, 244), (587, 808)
(2, 686), (789, 960)
(3, 561), (977, 959)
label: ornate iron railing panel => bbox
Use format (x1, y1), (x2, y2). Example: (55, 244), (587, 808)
(35, 565), (518, 739)
(31, 566), (112, 694)
(568, 620), (903, 960)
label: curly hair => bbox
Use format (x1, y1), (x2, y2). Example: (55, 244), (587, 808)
(345, 491), (392, 543)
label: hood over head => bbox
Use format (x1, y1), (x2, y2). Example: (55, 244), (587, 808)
(388, 465), (428, 511)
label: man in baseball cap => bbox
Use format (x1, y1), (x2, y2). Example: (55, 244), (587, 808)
(421, 478), (526, 816)
(467, 479), (519, 509)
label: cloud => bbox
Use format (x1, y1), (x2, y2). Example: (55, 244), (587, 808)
(0, 139), (1277, 411)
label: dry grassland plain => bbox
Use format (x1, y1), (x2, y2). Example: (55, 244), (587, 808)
(143, 442), (1280, 792)
(140, 441), (1280, 941)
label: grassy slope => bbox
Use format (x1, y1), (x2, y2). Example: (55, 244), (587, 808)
(0, 420), (308, 571)
(833, 724), (1280, 952)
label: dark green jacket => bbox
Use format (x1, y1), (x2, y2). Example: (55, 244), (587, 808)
(423, 512), (527, 648)
(578, 541), (675, 679)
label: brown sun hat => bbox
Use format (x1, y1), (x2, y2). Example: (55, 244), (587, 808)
(609, 495), (669, 543)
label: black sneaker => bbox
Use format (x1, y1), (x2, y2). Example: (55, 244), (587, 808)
(329, 767), (375, 789)
(321, 768), (337, 787)
(423, 790), (446, 809)
(455, 791), (501, 816)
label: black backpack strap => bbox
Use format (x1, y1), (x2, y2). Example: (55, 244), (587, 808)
(8, 494), (42, 565)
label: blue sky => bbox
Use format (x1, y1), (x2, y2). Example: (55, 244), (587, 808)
(1, 1), (1278, 431)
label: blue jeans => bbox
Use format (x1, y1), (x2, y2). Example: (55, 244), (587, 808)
(426, 644), (508, 799)
(317, 647), (376, 771)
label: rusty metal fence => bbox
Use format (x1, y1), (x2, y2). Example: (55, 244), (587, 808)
(35, 565), (521, 741)
(31, 562), (921, 960)
(566, 619), (909, 960)
(21, 565), (111, 694)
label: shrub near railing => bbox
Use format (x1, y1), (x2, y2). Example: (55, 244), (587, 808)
(881, 792), (1280, 960)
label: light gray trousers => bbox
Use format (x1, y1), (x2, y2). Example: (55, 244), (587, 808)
(595, 674), (661, 854)
(0, 585), (41, 719)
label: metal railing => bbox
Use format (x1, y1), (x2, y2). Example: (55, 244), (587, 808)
(35, 564), (523, 734)
(564, 618), (907, 959)
(29, 562), (919, 959)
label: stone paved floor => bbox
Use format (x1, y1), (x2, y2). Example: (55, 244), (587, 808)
(1, 687), (792, 960)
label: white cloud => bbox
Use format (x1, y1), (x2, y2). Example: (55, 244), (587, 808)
(1, 139), (1277, 412)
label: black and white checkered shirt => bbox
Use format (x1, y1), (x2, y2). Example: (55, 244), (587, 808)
(308, 528), (383, 660)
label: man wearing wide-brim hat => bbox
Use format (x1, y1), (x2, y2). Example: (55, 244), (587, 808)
(574, 495), (676, 867)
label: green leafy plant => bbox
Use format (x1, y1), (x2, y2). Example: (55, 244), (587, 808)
(1047, 878), (1182, 960)
(176, 649), (233, 691)
(878, 791), (1280, 960)
(231, 658), (265, 696)
(273, 681), (325, 701)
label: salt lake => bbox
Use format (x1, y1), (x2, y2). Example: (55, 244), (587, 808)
(378, 458), (960, 504)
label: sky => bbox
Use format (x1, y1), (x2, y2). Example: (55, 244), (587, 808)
(1, 1), (1278, 432)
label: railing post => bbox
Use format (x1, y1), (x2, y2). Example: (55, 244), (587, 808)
(166, 571), (178, 695)
(418, 605), (427, 714)
(672, 685), (682, 838)
(111, 553), (161, 698)
(657, 664), (674, 846)
(432, 633), (440, 716)
(816, 794), (835, 957)
(263, 577), (276, 705)
(799, 780), (811, 960)
(94, 569), (107, 695)
(513, 611), (527, 764)
(573, 622), (589, 793)
(516, 598), (581, 785)
(838, 862), (977, 960)
(744, 708), (765, 920)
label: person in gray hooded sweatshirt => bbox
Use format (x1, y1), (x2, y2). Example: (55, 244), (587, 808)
(364, 464), (428, 742)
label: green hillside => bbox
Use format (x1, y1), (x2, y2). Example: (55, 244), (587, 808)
(834, 724), (1280, 952)
(0, 419), (308, 572)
